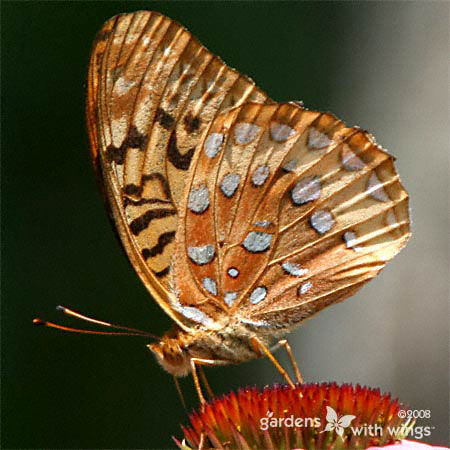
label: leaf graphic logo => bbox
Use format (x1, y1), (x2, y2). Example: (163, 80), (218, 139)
(321, 406), (356, 437)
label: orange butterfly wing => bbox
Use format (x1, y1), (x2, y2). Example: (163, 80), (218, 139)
(173, 102), (410, 331)
(86, 11), (270, 329)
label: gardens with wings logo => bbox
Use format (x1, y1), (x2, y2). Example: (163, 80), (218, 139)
(320, 406), (356, 437)
(259, 405), (434, 441)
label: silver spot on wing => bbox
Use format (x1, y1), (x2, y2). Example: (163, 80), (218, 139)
(343, 231), (363, 252)
(298, 282), (312, 295)
(308, 127), (332, 149)
(291, 176), (322, 205)
(281, 262), (308, 277)
(188, 245), (215, 265)
(220, 173), (240, 198)
(242, 231), (273, 253)
(224, 292), (237, 306)
(202, 277), (217, 296)
(204, 132), (224, 158)
(367, 172), (389, 202)
(270, 122), (296, 142)
(310, 209), (335, 234)
(341, 144), (366, 171)
(252, 165), (270, 186)
(250, 286), (267, 304)
(234, 122), (260, 145)
(188, 184), (209, 214)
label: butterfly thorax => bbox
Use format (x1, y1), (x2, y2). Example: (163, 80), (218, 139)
(147, 323), (273, 377)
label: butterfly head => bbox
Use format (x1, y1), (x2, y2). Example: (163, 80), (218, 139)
(147, 327), (193, 377)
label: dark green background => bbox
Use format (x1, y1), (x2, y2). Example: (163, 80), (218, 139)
(3, 3), (341, 448)
(3, 2), (449, 449)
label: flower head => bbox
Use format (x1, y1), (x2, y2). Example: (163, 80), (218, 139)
(176, 383), (415, 449)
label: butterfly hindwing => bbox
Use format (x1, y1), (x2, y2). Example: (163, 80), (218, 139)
(241, 104), (410, 329)
(174, 102), (410, 331)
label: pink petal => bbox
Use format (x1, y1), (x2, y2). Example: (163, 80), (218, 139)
(367, 440), (449, 449)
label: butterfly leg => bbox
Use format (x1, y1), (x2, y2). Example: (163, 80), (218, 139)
(173, 375), (188, 412)
(277, 339), (304, 384)
(199, 365), (215, 399)
(251, 337), (295, 388)
(190, 357), (228, 405)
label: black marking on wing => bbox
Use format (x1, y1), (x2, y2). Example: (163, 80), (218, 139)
(124, 183), (143, 196)
(106, 125), (148, 165)
(184, 112), (200, 133)
(141, 231), (176, 260)
(155, 266), (170, 278)
(167, 132), (195, 170)
(126, 125), (148, 149)
(130, 209), (176, 236)
(155, 107), (175, 130)
(106, 144), (126, 164)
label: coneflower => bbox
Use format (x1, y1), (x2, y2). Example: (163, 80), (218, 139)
(175, 383), (433, 450)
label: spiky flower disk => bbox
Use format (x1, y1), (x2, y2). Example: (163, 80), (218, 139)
(176, 383), (412, 450)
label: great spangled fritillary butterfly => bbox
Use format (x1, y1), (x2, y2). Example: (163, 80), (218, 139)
(85, 11), (410, 400)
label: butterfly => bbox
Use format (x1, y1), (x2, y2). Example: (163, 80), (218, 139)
(84, 10), (410, 402)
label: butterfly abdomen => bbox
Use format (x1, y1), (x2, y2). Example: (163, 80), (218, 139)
(148, 324), (271, 376)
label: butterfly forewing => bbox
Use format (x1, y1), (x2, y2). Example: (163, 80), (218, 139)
(87, 11), (270, 328)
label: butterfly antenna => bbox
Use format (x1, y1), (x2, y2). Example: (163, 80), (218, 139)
(55, 305), (159, 337)
(33, 305), (159, 340)
(173, 376), (188, 413)
(32, 319), (153, 337)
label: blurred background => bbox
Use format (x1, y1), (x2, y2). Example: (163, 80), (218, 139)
(2, 2), (448, 448)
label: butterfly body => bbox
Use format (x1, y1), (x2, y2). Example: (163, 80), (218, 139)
(87, 11), (410, 380)
(149, 321), (275, 377)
